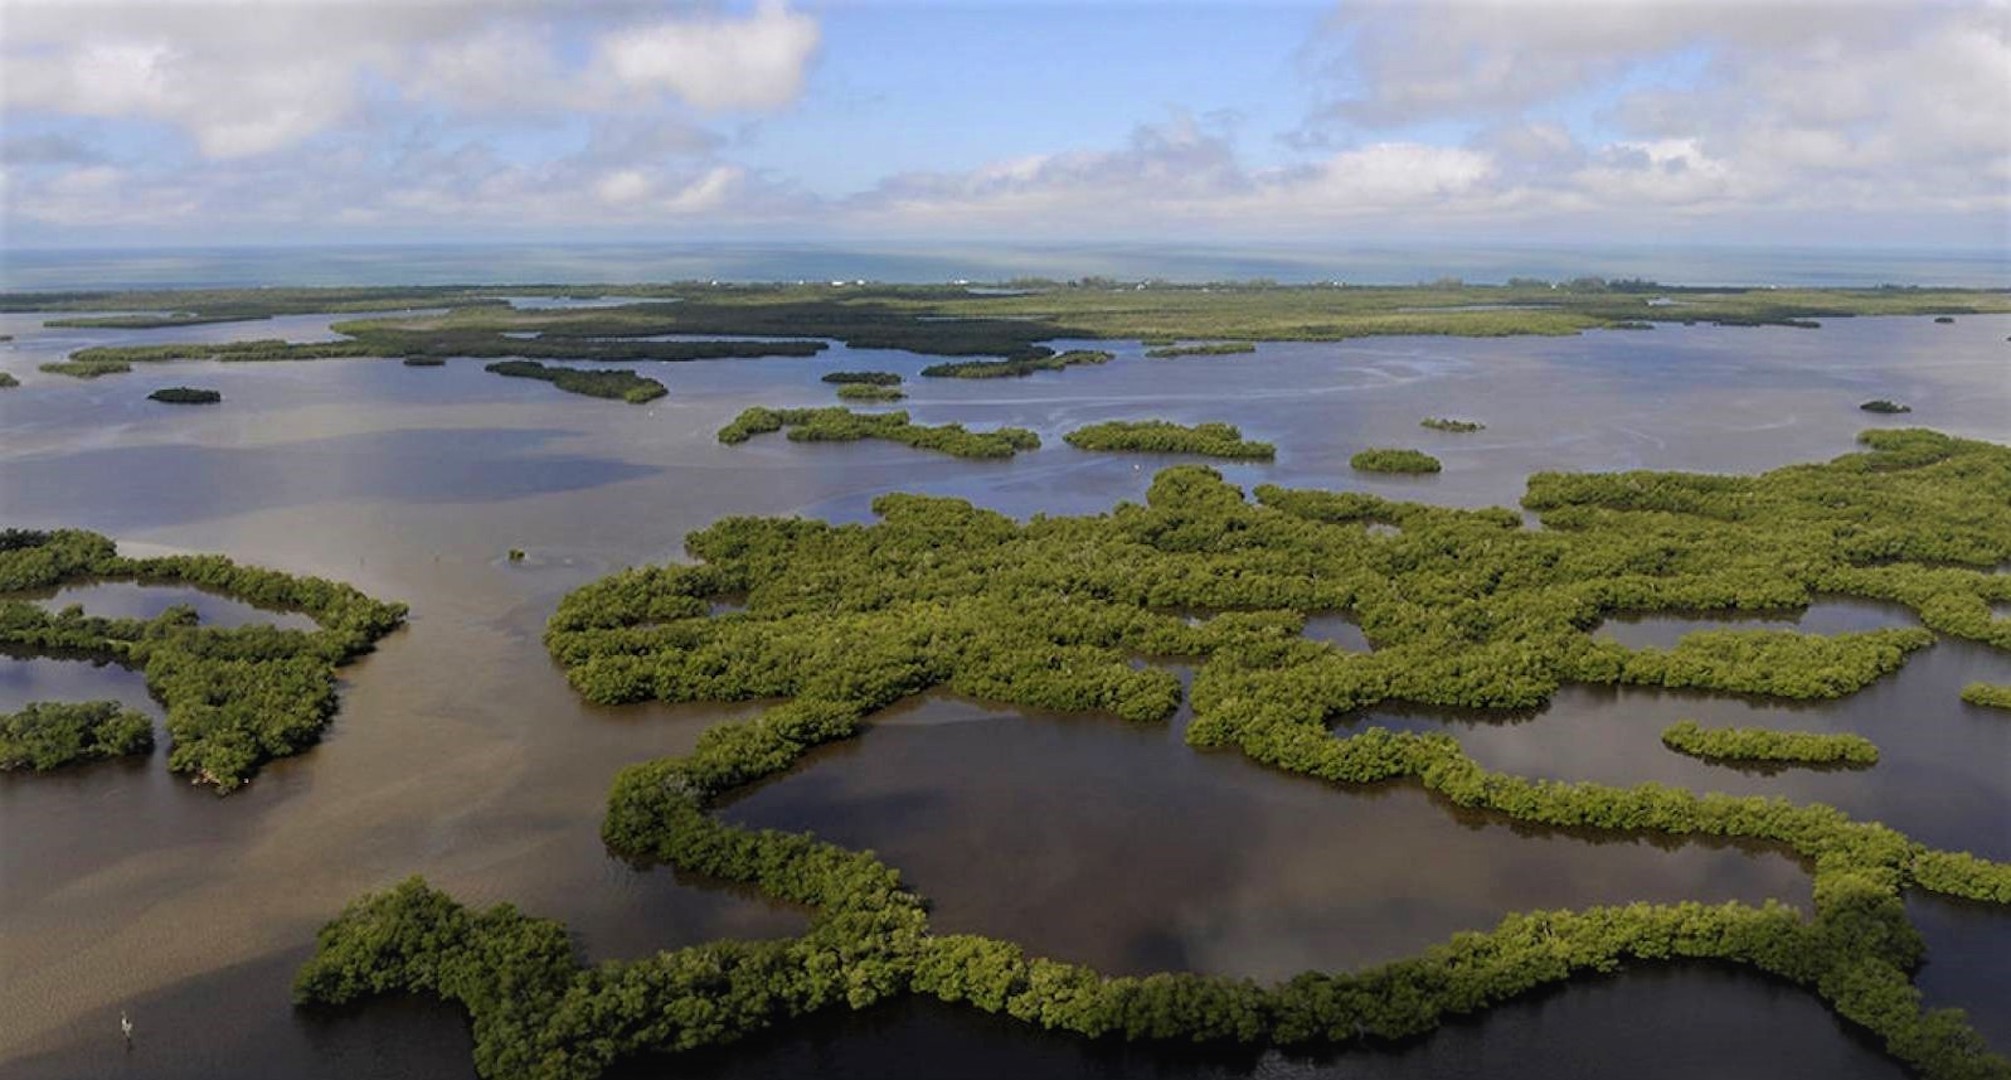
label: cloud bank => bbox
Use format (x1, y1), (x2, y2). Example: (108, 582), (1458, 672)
(2, 0), (2004, 247)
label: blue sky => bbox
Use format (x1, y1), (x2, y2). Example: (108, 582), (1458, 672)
(2, 1), (2006, 249)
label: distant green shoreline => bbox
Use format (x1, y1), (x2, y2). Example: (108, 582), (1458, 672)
(4, 282), (2003, 375)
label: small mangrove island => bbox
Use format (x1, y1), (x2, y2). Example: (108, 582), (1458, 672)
(1659, 720), (1880, 767)
(0, 701), (154, 772)
(1861, 399), (1913, 414)
(718, 406), (1040, 458)
(484, 360), (667, 403)
(920, 349), (1112, 378)
(148, 386), (223, 405)
(1063, 419), (1275, 460)
(0, 528), (407, 791)
(820, 371), (903, 385)
(1961, 683), (2011, 710)
(835, 383), (906, 402)
(1351, 448), (1443, 474)
(1144, 341), (1256, 358)
(40, 359), (132, 379)
(1420, 417), (1484, 432)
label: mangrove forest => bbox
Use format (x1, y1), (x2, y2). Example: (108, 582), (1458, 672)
(717, 407), (1040, 459)
(0, 529), (407, 791)
(299, 427), (2011, 1079)
(1062, 420), (1276, 460)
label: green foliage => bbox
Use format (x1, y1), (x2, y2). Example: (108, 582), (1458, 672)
(1660, 720), (1879, 766)
(835, 383), (906, 402)
(44, 313), (271, 329)
(1351, 448), (1442, 474)
(0, 700), (153, 771)
(302, 432), (2011, 1079)
(820, 371), (903, 385)
(1961, 683), (2011, 710)
(1861, 400), (1912, 414)
(40, 359), (132, 378)
(402, 356), (446, 367)
(0, 372), (18, 388)
(0, 529), (406, 791)
(919, 349), (1112, 378)
(1421, 417), (1484, 432)
(716, 407), (1039, 459)
(484, 360), (667, 404)
(147, 386), (223, 404)
(1063, 420), (1275, 460)
(1144, 342), (1255, 358)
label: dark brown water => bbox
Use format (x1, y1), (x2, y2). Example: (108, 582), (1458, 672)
(725, 694), (1810, 982)
(2, 310), (2007, 1075)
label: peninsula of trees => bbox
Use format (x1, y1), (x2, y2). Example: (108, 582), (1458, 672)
(1144, 341), (1256, 358)
(0, 529), (407, 791)
(1659, 720), (1880, 767)
(919, 349), (1113, 378)
(300, 427), (2011, 1079)
(0, 701), (153, 771)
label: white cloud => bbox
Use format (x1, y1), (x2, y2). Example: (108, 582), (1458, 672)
(599, 1), (821, 111)
(0, 1), (823, 158)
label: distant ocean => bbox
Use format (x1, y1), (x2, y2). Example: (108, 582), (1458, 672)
(3, 242), (2006, 291)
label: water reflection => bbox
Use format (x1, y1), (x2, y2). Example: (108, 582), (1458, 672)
(1, 428), (657, 529)
(726, 695), (1810, 983)
(18, 581), (319, 631)
(611, 968), (1905, 1080)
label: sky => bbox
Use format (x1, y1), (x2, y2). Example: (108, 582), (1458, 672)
(1, 0), (2007, 250)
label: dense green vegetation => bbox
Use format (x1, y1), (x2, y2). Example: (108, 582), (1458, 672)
(820, 371), (903, 386)
(296, 427), (2011, 1078)
(402, 356), (446, 367)
(0, 701), (153, 771)
(1660, 720), (1879, 767)
(44, 313), (272, 329)
(1351, 448), (1442, 474)
(919, 349), (1113, 379)
(835, 383), (906, 402)
(718, 407), (1039, 459)
(0, 529), (406, 791)
(0, 372), (17, 388)
(64, 330), (827, 368)
(484, 360), (667, 404)
(148, 386), (222, 404)
(1421, 417), (1485, 432)
(1063, 420), (1275, 460)
(1961, 683), (2011, 710)
(1144, 342), (1255, 358)
(1861, 400), (1912, 414)
(40, 359), (132, 379)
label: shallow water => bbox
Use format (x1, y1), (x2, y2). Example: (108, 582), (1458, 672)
(18, 581), (320, 631)
(0, 310), (2007, 1074)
